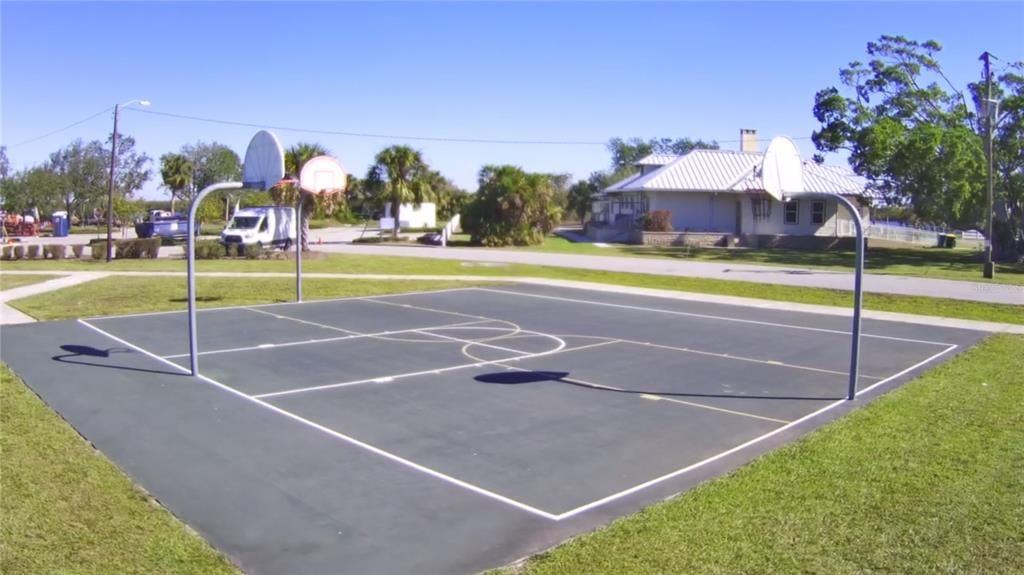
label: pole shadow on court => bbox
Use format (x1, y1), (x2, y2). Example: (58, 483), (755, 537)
(52, 344), (186, 377)
(475, 371), (843, 401)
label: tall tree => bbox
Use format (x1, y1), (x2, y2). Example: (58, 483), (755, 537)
(108, 132), (152, 199)
(182, 141), (242, 192)
(0, 146), (9, 182)
(567, 179), (600, 224)
(366, 145), (433, 238)
(607, 137), (720, 172)
(49, 139), (109, 222)
(159, 153), (193, 212)
(812, 35), (1024, 260)
(276, 142), (331, 250)
(462, 165), (561, 246)
(1, 166), (64, 215)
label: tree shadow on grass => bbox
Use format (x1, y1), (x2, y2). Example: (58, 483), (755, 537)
(53, 344), (185, 377)
(475, 370), (842, 401)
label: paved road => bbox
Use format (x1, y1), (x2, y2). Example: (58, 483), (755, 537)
(313, 243), (1024, 306)
(8, 226), (1021, 305)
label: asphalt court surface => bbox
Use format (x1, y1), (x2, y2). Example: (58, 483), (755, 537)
(2, 284), (988, 574)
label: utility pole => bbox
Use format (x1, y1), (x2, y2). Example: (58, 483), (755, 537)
(980, 51), (995, 279)
(106, 104), (120, 262)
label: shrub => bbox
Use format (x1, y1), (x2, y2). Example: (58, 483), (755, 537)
(72, 245), (85, 259)
(2, 246), (11, 260)
(115, 239), (141, 259)
(26, 245), (41, 259)
(45, 245), (67, 259)
(195, 240), (223, 259)
(13, 245), (25, 259)
(242, 243), (264, 259)
(135, 238), (161, 259)
(462, 165), (562, 246)
(91, 242), (107, 260)
(642, 210), (673, 232)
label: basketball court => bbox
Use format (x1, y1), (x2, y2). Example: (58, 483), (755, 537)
(1, 283), (985, 574)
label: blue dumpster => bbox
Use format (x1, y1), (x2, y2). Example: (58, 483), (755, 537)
(52, 212), (70, 237)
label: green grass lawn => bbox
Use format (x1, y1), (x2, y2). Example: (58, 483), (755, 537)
(0, 273), (62, 291)
(3, 255), (1021, 325)
(502, 334), (1024, 575)
(522, 235), (1024, 285)
(11, 276), (497, 321)
(0, 364), (242, 575)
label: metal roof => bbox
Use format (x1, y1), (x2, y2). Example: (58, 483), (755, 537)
(634, 153), (680, 166)
(604, 149), (872, 197)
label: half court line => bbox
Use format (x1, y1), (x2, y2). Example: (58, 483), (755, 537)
(161, 318), (495, 359)
(252, 339), (617, 399)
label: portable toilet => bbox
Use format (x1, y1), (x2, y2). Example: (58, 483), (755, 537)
(52, 211), (70, 237)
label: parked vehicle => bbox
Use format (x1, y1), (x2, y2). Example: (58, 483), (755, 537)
(134, 212), (194, 241)
(220, 206), (296, 250)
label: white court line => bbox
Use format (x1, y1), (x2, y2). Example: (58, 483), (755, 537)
(81, 286), (482, 321)
(253, 338), (613, 399)
(77, 318), (560, 521)
(411, 328), (566, 357)
(548, 343), (960, 520)
(76, 319), (961, 523)
(474, 288), (955, 347)
(162, 319), (494, 359)
(632, 340), (885, 380)
(243, 306), (362, 334)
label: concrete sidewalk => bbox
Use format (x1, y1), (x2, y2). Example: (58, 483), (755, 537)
(1, 272), (109, 325)
(313, 243), (1024, 306)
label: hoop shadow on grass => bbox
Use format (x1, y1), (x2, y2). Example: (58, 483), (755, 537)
(52, 344), (185, 377)
(475, 371), (843, 401)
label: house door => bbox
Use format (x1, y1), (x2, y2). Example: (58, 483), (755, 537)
(735, 200), (742, 235)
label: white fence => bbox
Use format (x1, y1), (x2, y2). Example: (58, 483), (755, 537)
(840, 221), (984, 248)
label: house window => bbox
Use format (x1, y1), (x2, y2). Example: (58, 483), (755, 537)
(811, 201), (826, 225)
(784, 200), (799, 225)
(751, 197), (771, 221)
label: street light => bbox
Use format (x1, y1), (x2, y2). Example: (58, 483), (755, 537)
(982, 97), (999, 279)
(106, 99), (151, 262)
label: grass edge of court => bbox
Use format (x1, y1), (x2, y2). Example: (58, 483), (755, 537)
(0, 363), (243, 575)
(494, 333), (1024, 575)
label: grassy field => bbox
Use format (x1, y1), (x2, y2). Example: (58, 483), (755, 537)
(3, 255), (1021, 325)
(502, 334), (1024, 575)
(0, 273), (62, 291)
(11, 276), (497, 321)
(518, 235), (1024, 286)
(0, 364), (242, 575)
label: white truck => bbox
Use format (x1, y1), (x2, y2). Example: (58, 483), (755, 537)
(220, 206), (296, 250)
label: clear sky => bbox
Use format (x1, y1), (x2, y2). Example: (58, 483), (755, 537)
(3, 1), (1022, 200)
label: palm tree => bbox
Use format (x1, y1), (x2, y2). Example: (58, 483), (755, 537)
(366, 146), (433, 238)
(277, 142), (330, 251)
(159, 153), (192, 212)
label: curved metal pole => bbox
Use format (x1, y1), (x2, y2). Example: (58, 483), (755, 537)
(787, 192), (864, 400)
(296, 193), (304, 303)
(187, 181), (243, 376)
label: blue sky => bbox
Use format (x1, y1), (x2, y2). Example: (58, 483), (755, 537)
(3, 2), (1022, 200)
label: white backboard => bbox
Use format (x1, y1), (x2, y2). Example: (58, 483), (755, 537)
(243, 130), (285, 190)
(761, 136), (803, 201)
(299, 155), (347, 195)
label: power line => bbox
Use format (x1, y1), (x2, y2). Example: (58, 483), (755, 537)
(125, 107), (814, 147)
(8, 106), (114, 148)
(126, 108), (608, 146)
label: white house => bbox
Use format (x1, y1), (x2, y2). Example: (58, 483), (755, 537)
(593, 131), (875, 249)
(382, 202), (437, 229)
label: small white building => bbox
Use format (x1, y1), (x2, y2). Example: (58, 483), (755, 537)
(593, 130), (875, 249)
(382, 202), (437, 229)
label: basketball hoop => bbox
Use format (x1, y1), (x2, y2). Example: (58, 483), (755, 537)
(299, 156), (347, 196)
